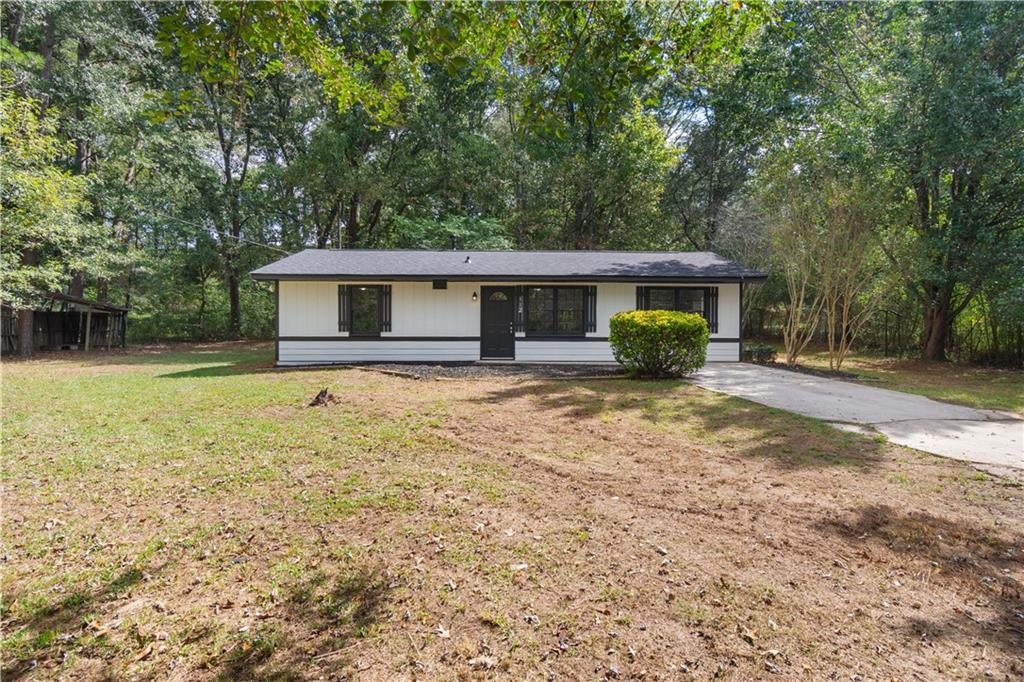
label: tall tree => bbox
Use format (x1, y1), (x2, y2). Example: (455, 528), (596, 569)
(872, 3), (1024, 361)
(0, 82), (93, 355)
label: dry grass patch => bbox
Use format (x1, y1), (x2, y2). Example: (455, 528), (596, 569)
(2, 344), (1022, 680)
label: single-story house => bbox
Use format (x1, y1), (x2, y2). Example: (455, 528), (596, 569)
(250, 249), (766, 366)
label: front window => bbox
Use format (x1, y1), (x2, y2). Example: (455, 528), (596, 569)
(526, 286), (585, 336)
(648, 288), (677, 311)
(350, 286), (382, 336)
(646, 287), (704, 315)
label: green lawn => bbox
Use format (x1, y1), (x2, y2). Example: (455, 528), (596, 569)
(2, 344), (1021, 680)
(805, 351), (1024, 414)
(763, 344), (1024, 415)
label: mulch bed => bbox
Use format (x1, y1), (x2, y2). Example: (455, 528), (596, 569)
(756, 360), (870, 382)
(354, 362), (628, 380)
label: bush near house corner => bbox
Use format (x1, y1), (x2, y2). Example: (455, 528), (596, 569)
(742, 343), (777, 364)
(609, 310), (710, 378)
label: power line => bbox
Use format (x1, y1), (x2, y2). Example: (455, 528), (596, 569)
(145, 210), (294, 256)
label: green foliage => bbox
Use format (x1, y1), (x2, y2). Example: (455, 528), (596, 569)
(609, 310), (710, 378)
(3, 0), (1020, 365)
(126, 269), (273, 343)
(741, 343), (776, 364)
(867, 2), (1024, 360)
(0, 82), (94, 308)
(155, 1), (767, 132)
(698, 1), (1024, 363)
(385, 216), (513, 250)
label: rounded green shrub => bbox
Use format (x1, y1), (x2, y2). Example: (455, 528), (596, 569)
(609, 310), (710, 378)
(741, 342), (777, 364)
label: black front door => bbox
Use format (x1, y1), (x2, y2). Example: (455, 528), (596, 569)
(480, 286), (515, 359)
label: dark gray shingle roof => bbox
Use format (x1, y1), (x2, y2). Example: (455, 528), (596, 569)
(250, 249), (766, 282)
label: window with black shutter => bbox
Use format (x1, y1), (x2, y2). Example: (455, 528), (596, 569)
(705, 287), (718, 333)
(635, 286), (718, 333)
(514, 286), (526, 332)
(525, 286), (586, 337)
(585, 286), (597, 333)
(338, 285), (350, 331)
(340, 284), (391, 336)
(380, 285), (392, 332)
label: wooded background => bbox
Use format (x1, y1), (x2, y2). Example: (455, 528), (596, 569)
(3, 1), (1022, 365)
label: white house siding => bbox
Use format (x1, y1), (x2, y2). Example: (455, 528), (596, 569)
(594, 283), (635, 336)
(515, 340), (617, 363)
(277, 340), (478, 365)
(279, 280), (347, 337)
(514, 340), (739, 363)
(715, 283), (740, 338)
(276, 280), (742, 364)
(390, 281), (479, 336)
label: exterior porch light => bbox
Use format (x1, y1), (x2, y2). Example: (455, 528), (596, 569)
(472, 291), (478, 302)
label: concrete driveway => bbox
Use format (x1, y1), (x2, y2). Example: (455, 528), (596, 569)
(692, 363), (1023, 471)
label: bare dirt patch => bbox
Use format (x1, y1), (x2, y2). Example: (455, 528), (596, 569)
(2, 346), (1021, 680)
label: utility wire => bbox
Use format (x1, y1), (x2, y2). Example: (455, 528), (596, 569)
(145, 209), (294, 256)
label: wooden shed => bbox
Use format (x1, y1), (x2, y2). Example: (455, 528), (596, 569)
(1, 293), (127, 354)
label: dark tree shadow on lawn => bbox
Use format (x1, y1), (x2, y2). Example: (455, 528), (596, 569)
(818, 504), (1024, 658)
(213, 563), (393, 680)
(477, 378), (885, 470)
(2, 565), (151, 680)
(156, 360), (273, 379)
(215, 629), (305, 682)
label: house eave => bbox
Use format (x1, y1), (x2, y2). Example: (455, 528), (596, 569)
(252, 273), (767, 283)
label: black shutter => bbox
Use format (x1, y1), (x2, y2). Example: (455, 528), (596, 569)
(380, 285), (392, 332)
(636, 286), (646, 310)
(338, 285), (350, 331)
(585, 286), (597, 333)
(514, 285), (525, 332)
(705, 287), (719, 333)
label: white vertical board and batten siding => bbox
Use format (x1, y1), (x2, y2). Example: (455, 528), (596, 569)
(276, 280), (740, 364)
(278, 280), (480, 364)
(390, 281), (478, 336)
(279, 280), (346, 337)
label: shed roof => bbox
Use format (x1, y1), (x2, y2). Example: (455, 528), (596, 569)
(50, 292), (129, 313)
(250, 249), (766, 282)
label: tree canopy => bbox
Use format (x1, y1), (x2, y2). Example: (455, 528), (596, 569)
(1, 0), (1021, 364)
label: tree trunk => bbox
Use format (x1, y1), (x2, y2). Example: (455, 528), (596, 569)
(17, 248), (38, 357)
(17, 308), (34, 357)
(346, 193), (360, 248)
(197, 277), (208, 338)
(226, 189), (243, 337)
(68, 271), (86, 298)
(227, 270), (241, 339)
(38, 14), (57, 85)
(922, 297), (950, 362)
(5, 4), (24, 44)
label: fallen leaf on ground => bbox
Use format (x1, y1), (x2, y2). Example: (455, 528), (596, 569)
(469, 655), (498, 669)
